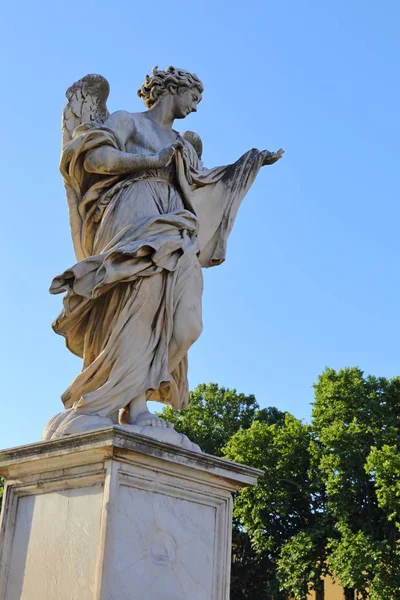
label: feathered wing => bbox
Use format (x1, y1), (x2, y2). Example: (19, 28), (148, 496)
(181, 130), (203, 161)
(61, 74), (110, 260)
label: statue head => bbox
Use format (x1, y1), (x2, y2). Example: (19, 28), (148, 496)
(138, 66), (203, 118)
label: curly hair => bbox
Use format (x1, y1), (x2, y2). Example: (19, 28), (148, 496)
(138, 66), (204, 109)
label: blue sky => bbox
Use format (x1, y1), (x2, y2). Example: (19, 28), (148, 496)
(1, 1), (400, 448)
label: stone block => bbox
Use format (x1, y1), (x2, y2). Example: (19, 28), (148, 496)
(0, 427), (261, 599)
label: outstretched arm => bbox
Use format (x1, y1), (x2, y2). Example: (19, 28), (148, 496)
(84, 140), (183, 175)
(261, 148), (285, 166)
(189, 146), (284, 267)
(192, 148), (284, 177)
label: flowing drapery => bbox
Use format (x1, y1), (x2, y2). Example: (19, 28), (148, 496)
(51, 121), (264, 415)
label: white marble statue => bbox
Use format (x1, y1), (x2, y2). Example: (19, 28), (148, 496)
(42, 67), (283, 447)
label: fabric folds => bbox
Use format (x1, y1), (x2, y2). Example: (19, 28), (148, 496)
(52, 118), (264, 416)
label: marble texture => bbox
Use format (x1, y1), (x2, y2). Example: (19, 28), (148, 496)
(45, 67), (284, 441)
(5, 487), (103, 600)
(106, 483), (216, 599)
(0, 428), (262, 599)
(42, 408), (201, 451)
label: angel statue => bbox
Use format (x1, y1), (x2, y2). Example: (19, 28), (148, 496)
(42, 67), (283, 450)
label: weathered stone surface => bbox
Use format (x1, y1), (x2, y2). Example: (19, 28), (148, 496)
(0, 427), (262, 599)
(45, 67), (284, 442)
(42, 408), (202, 451)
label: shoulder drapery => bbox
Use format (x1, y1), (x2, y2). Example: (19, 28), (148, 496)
(61, 122), (264, 267)
(60, 123), (123, 260)
(51, 120), (265, 414)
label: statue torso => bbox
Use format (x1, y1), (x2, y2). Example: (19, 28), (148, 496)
(105, 111), (179, 154)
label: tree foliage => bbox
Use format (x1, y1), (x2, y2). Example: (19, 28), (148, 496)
(309, 368), (400, 599)
(277, 367), (400, 599)
(159, 382), (284, 456)
(224, 415), (314, 599)
(160, 383), (287, 598)
(160, 372), (400, 599)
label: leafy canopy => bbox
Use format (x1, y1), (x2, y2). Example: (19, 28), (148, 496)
(160, 372), (400, 600)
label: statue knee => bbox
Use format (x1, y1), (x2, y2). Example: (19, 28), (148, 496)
(191, 317), (203, 344)
(175, 312), (203, 350)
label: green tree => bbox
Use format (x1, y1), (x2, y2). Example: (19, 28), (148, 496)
(161, 372), (400, 599)
(159, 382), (284, 456)
(309, 367), (400, 599)
(230, 527), (278, 599)
(224, 414), (317, 599)
(366, 444), (400, 528)
(160, 383), (287, 598)
(276, 367), (400, 600)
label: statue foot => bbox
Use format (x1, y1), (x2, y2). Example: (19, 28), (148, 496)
(42, 409), (202, 453)
(119, 402), (201, 452)
(118, 420), (201, 453)
(42, 409), (114, 441)
(131, 410), (174, 429)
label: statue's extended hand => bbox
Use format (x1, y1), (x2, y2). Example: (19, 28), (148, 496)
(261, 148), (284, 166)
(156, 140), (184, 168)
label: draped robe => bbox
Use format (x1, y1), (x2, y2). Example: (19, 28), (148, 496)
(51, 116), (264, 417)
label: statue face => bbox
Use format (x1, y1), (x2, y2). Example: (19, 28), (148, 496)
(173, 88), (202, 119)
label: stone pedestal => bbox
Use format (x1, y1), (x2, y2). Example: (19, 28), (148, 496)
(0, 427), (261, 599)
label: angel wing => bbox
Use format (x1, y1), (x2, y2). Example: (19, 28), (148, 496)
(61, 74), (110, 260)
(181, 130), (203, 161)
(62, 74), (110, 147)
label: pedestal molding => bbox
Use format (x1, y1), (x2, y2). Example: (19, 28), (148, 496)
(0, 428), (262, 599)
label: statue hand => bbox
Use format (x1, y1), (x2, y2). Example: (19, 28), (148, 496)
(261, 148), (284, 166)
(156, 140), (184, 168)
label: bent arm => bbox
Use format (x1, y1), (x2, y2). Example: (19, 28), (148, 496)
(84, 146), (161, 175)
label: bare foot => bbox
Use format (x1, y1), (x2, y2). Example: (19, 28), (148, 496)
(132, 410), (174, 428)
